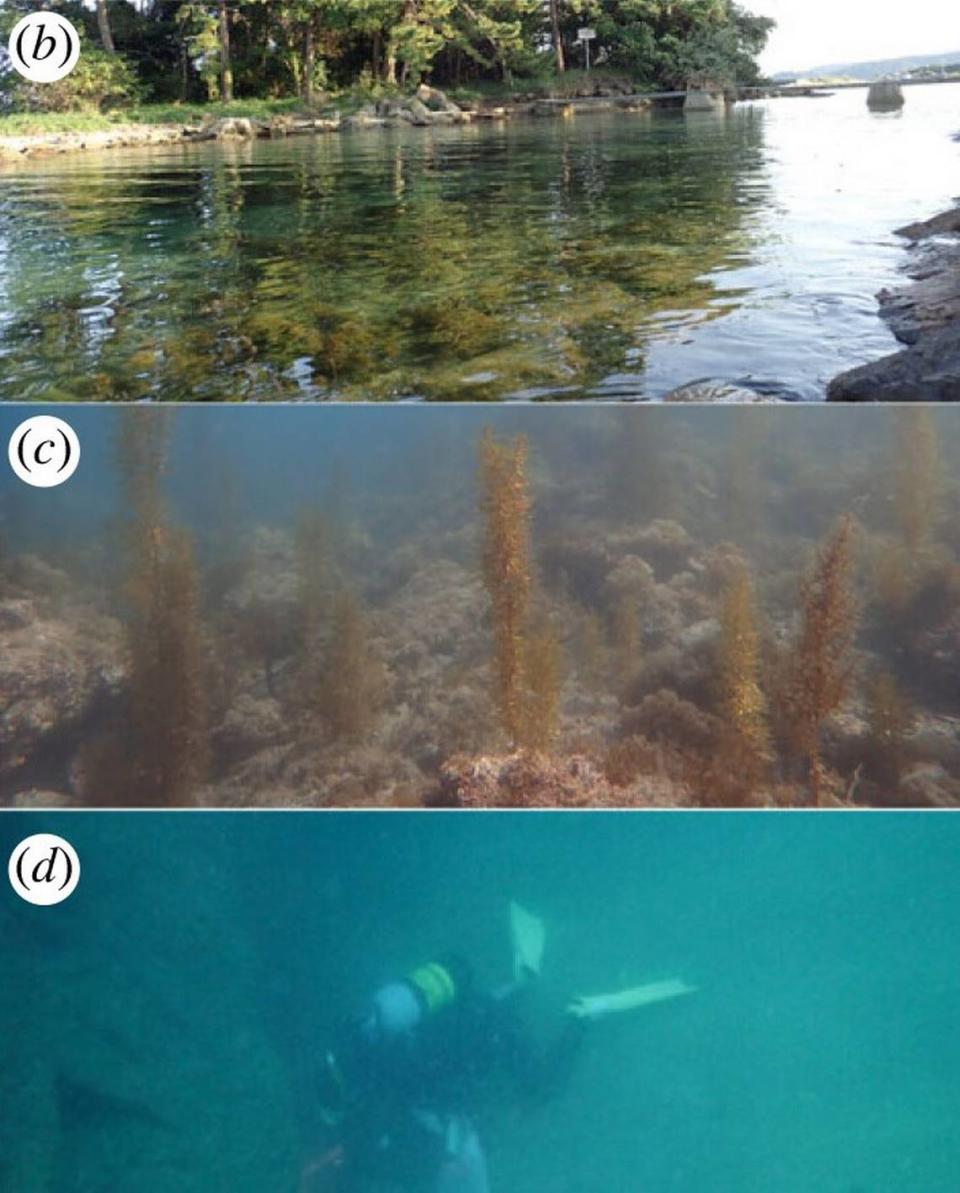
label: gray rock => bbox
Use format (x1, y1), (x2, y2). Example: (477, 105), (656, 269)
(415, 84), (462, 115)
(896, 205), (960, 240)
(531, 100), (572, 118)
(684, 89), (723, 113)
(827, 322), (960, 401)
(880, 241), (960, 346)
(341, 112), (387, 131)
(664, 381), (784, 404)
(406, 97), (434, 126)
(868, 81), (905, 110)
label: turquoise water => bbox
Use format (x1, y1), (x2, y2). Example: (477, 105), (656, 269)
(2, 812), (958, 1190)
(0, 84), (958, 402)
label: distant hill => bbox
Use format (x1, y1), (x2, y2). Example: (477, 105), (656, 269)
(774, 51), (960, 83)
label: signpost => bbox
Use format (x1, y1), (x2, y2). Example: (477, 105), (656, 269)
(577, 27), (596, 74)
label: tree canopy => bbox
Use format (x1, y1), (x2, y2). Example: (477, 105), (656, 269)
(1, 1), (774, 108)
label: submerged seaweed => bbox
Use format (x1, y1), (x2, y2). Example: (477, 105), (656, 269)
(1, 406), (959, 808)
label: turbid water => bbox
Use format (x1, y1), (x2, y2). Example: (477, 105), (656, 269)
(0, 84), (957, 402)
(2, 405), (959, 808)
(2, 812), (958, 1191)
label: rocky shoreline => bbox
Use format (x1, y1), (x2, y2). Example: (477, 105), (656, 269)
(0, 83), (654, 162)
(829, 133), (960, 403)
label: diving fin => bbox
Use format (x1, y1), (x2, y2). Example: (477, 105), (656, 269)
(567, 978), (696, 1021)
(510, 901), (545, 982)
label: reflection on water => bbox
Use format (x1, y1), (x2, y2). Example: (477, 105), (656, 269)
(0, 85), (957, 401)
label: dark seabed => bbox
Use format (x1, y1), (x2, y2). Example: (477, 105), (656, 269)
(1, 812), (958, 1192)
(0, 85), (957, 401)
(1, 404), (958, 808)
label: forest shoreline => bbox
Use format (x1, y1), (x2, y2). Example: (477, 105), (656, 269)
(0, 85), (665, 162)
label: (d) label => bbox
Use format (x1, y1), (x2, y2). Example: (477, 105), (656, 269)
(8, 834), (80, 905)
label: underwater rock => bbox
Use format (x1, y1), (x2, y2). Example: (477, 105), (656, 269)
(908, 716), (960, 773)
(899, 763), (960, 807)
(0, 588), (122, 791)
(439, 750), (689, 808)
(0, 821), (300, 1189)
(213, 693), (286, 767)
(606, 555), (656, 598)
(629, 519), (695, 577)
(10, 788), (78, 808)
(621, 688), (722, 755)
(664, 380), (785, 403)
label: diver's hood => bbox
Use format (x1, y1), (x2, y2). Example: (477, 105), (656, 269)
(368, 981), (423, 1039)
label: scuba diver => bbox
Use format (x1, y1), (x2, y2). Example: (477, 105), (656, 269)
(303, 903), (694, 1193)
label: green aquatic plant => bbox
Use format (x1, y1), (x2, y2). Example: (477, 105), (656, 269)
(895, 408), (941, 556)
(112, 411), (208, 805)
(863, 668), (914, 793)
(611, 593), (641, 693)
(575, 608), (608, 691)
(479, 429), (532, 748)
(521, 619), (564, 752)
(782, 515), (859, 808)
(323, 588), (381, 742)
(295, 506), (333, 646)
(126, 525), (209, 805)
(716, 562), (770, 795)
(723, 410), (768, 546)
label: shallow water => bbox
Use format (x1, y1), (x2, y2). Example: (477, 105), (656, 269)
(0, 84), (957, 402)
(2, 812), (958, 1191)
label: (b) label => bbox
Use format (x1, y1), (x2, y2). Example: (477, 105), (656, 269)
(8, 13), (81, 84)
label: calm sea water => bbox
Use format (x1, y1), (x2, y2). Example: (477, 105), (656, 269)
(0, 84), (957, 402)
(2, 813), (958, 1192)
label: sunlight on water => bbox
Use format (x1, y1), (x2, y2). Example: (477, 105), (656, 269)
(0, 84), (956, 401)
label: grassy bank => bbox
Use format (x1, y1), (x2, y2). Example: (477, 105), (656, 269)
(0, 99), (310, 137)
(0, 71), (650, 137)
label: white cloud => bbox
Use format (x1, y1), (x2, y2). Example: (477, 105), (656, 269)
(747, 0), (960, 73)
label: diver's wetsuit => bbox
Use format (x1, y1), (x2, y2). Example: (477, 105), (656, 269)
(314, 959), (584, 1193)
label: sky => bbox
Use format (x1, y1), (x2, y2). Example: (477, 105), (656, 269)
(748, 0), (960, 73)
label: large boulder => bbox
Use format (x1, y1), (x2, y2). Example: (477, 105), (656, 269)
(195, 116), (256, 141)
(684, 89), (724, 113)
(868, 81), (905, 111)
(665, 380), (784, 403)
(827, 322), (960, 401)
(415, 84), (462, 115)
(405, 97), (434, 126)
(0, 583), (123, 792)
